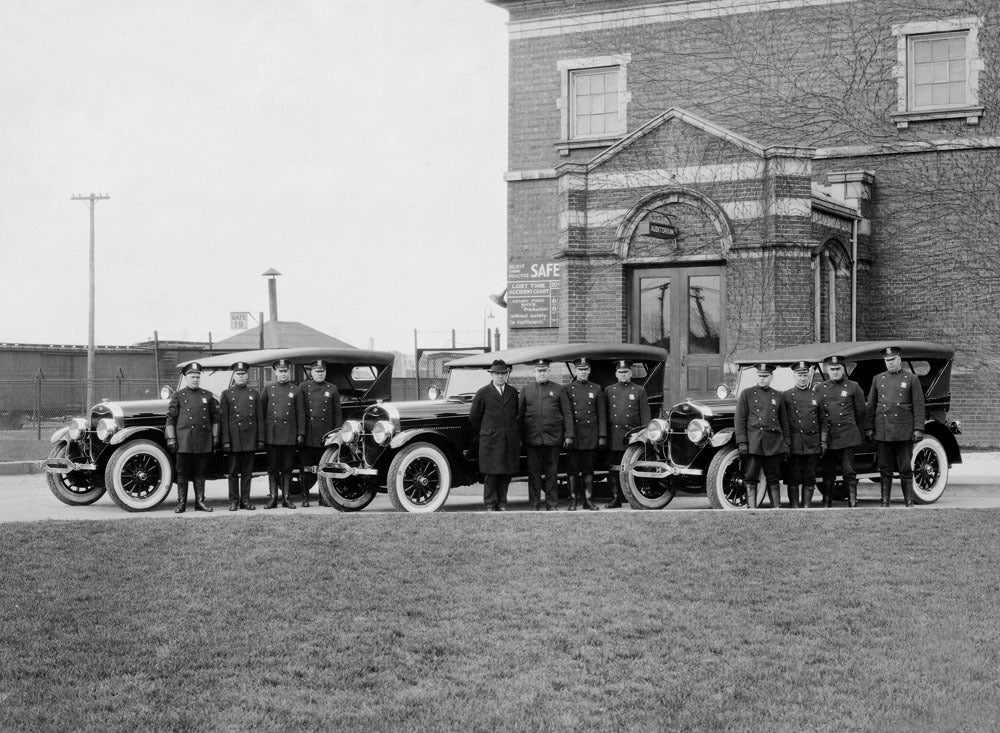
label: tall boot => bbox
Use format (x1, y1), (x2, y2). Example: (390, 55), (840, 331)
(174, 482), (188, 513)
(606, 471), (624, 509)
(847, 477), (858, 508)
(767, 483), (781, 508)
(194, 478), (212, 512)
(902, 476), (914, 508)
(787, 484), (799, 509)
(239, 474), (255, 511)
(582, 475), (599, 510)
(802, 483), (815, 509)
(301, 475), (311, 508)
(880, 475), (892, 507)
(281, 472), (296, 509)
(745, 479), (757, 509)
(228, 476), (240, 511)
(822, 479), (833, 508)
(266, 473), (279, 509)
(567, 475), (579, 511)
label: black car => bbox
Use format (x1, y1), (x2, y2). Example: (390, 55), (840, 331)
(317, 343), (668, 513)
(621, 340), (962, 510)
(42, 347), (393, 512)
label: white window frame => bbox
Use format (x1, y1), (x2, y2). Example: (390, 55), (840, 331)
(556, 54), (630, 154)
(891, 17), (983, 129)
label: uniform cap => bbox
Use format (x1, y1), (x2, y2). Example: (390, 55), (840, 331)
(791, 360), (811, 373)
(574, 357), (591, 368)
(488, 359), (511, 374)
(181, 362), (202, 375)
(824, 355), (846, 365)
(309, 359), (328, 370)
(230, 361), (249, 372)
(881, 346), (901, 357)
(272, 358), (292, 370)
(614, 360), (632, 370)
(531, 358), (551, 368)
(755, 363), (776, 373)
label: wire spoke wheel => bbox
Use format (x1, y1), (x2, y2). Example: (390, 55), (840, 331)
(387, 443), (452, 513)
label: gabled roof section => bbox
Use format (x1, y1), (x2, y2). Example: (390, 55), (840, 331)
(587, 107), (814, 172)
(214, 320), (356, 351)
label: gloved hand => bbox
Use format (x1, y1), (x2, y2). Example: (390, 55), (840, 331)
(296, 435), (304, 446)
(783, 451), (791, 460)
(913, 430), (924, 443)
(864, 430), (874, 442)
(738, 443), (748, 458)
(167, 438), (177, 452)
(598, 437), (607, 448)
(563, 437), (573, 448)
(213, 436), (221, 450)
(257, 440), (266, 450)
(820, 441), (827, 454)
(222, 443), (231, 453)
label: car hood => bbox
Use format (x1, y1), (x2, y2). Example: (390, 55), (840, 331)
(371, 399), (472, 422)
(673, 398), (736, 418)
(94, 399), (169, 419)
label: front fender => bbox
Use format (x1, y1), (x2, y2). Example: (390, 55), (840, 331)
(50, 426), (71, 444)
(709, 428), (735, 448)
(109, 426), (166, 446)
(389, 428), (450, 450)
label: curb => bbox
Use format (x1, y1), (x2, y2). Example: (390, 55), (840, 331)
(0, 461), (41, 476)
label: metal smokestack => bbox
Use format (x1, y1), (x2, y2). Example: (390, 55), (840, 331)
(262, 268), (282, 321)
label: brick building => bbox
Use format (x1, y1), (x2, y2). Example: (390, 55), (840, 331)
(486, 0), (1000, 446)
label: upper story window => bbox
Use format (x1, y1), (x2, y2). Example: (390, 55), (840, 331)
(891, 17), (983, 129)
(557, 54), (630, 155)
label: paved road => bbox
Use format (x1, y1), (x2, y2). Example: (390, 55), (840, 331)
(6, 457), (998, 522)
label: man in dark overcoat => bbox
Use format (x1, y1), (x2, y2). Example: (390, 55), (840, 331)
(469, 359), (520, 511)
(864, 345), (926, 507)
(165, 361), (220, 513)
(262, 358), (301, 509)
(816, 354), (866, 507)
(297, 359), (342, 508)
(564, 356), (605, 510)
(220, 361), (264, 511)
(518, 358), (574, 510)
(735, 363), (789, 508)
(604, 360), (651, 509)
(780, 361), (825, 508)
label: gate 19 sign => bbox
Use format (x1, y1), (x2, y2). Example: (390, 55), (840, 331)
(508, 261), (560, 328)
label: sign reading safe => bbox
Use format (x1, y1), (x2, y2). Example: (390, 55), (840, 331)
(508, 260), (560, 328)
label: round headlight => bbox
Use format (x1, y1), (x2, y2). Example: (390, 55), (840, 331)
(95, 417), (118, 442)
(339, 420), (363, 444)
(686, 418), (712, 444)
(66, 417), (88, 440)
(716, 384), (730, 399)
(372, 419), (395, 445)
(646, 418), (669, 443)
(159, 385), (174, 400)
(427, 385), (441, 400)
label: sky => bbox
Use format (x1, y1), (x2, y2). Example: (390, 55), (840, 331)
(0, 0), (510, 355)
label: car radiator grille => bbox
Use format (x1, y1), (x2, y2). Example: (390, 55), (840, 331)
(667, 408), (699, 467)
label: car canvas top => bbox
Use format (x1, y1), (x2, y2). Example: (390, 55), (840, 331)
(446, 342), (668, 369)
(735, 340), (953, 366)
(179, 347), (395, 370)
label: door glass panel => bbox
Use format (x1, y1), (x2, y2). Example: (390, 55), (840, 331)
(638, 277), (671, 352)
(687, 275), (720, 354)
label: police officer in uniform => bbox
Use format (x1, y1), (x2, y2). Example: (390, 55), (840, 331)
(864, 346), (926, 507)
(816, 354), (866, 507)
(781, 360), (825, 508)
(518, 358), (574, 510)
(165, 362), (220, 513)
(604, 360), (651, 509)
(262, 358), (301, 509)
(564, 357), (605, 511)
(469, 359), (520, 511)
(735, 363), (789, 508)
(220, 361), (263, 511)
(297, 359), (342, 508)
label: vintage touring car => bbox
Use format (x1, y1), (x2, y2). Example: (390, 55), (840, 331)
(620, 341), (962, 510)
(42, 347), (393, 512)
(316, 343), (668, 513)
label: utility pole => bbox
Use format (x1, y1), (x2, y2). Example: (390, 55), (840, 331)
(71, 193), (110, 409)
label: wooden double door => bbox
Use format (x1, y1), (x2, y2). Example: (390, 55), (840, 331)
(630, 266), (726, 407)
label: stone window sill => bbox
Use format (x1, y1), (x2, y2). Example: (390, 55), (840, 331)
(556, 136), (620, 156)
(891, 106), (983, 129)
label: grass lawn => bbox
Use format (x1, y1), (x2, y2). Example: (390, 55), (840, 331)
(2, 510), (999, 732)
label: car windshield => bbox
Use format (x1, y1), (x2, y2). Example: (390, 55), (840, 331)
(176, 369), (234, 398)
(736, 365), (816, 394)
(444, 368), (492, 399)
